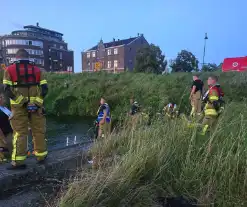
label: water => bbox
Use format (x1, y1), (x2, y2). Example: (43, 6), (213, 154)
(27, 116), (94, 151)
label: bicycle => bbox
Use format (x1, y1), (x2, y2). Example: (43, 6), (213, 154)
(86, 120), (99, 141)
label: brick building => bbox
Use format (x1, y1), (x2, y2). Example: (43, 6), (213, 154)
(0, 23), (74, 72)
(81, 34), (148, 72)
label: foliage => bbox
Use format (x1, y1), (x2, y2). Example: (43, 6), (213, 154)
(58, 101), (247, 207)
(1, 70), (247, 122)
(170, 50), (199, 72)
(134, 44), (167, 74)
(202, 63), (220, 72)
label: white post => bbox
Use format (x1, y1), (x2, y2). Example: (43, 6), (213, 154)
(66, 137), (69, 146)
(74, 136), (77, 144)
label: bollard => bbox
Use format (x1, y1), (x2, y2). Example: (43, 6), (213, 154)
(74, 136), (77, 144)
(66, 137), (69, 146)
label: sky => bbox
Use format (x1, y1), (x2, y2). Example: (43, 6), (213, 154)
(1, 0), (247, 72)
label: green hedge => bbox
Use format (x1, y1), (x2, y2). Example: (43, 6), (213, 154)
(1, 70), (247, 119)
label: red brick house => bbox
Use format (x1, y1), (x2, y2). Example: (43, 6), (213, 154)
(81, 34), (148, 73)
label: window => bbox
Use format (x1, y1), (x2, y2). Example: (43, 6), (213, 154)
(4, 39), (43, 48)
(107, 49), (111, 56)
(114, 60), (118, 68)
(92, 52), (96, 57)
(33, 58), (44, 66)
(60, 52), (62, 59)
(114, 48), (118, 55)
(87, 52), (90, 58)
(60, 45), (64, 49)
(107, 61), (111, 68)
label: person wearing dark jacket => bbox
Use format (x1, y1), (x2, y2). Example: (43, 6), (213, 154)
(189, 75), (204, 119)
(0, 93), (13, 162)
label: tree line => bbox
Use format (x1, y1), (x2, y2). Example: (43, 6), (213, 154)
(134, 44), (222, 74)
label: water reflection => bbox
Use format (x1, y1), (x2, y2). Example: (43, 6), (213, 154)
(28, 116), (94, 151)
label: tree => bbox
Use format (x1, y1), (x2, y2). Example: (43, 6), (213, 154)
(201, 63), (219, 72)
(135, 44), (167, 74)
(170, 50), (199, 72)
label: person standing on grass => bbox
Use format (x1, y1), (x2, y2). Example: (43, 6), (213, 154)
(189, 75), (204, 120)
(201, 76), (223, 135)
(97, 97), (111, 138)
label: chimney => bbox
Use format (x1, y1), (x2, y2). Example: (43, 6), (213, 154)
(118, 39), (120, 41)
(113, 38), (115, 42)
(137, 33), (139, 37)
(36, 22), (39, 27)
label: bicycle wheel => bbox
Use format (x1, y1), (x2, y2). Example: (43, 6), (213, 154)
(87, 127), (95, 140)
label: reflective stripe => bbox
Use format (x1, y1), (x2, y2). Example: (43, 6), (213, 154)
(30, 96), (43, 104)
(10, 95), (25, 105)
(3, 79), (13, 85)
(98, 116), (111, 122)
(205, 109), (218, 116)
(12, 132), (27, 161)
(190, 106), (195, 117)
(166, 113), (171, 117)
(209, 96), (218, 101)
(201, 124), (209, 135)
(36, 97), (43, 104)
(30, 97), (36, 102)
(40, 80), (47, 85)
(34, 151), (48, 157)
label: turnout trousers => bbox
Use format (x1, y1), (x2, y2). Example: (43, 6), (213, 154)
(10, 106), (47, 164)
(201, 115), (217, 135)
(190, 91), (202, 118)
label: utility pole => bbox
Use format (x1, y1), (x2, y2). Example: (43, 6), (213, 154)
(202, 33), (208, 67)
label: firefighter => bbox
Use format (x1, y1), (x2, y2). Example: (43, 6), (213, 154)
(201, 76), (222, 135)
(129, 98), (140, 116)
(0, 93), (13, 162)
(189, 75), (204, 119)
(97, 97), (111, 138)
(3, 49), (48, 170)
(128, 98), (149, 127)
(215, 78), (225, 115)
(163, 103), (179, 119)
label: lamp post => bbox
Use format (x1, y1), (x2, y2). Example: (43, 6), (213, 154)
(202, 33), (208, 66)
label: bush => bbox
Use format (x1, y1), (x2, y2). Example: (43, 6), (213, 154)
(1, 70), (247, 119)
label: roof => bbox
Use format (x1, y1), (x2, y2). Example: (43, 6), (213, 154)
(23, 25), (63, 36)
(88, 37), (139, 51)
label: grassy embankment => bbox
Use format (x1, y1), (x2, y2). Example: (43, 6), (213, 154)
(51, 71), (247, 207)
(1, 70), (247, 206)
(1, 70), (247, 117)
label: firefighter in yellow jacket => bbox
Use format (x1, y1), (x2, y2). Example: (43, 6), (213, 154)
(201, 76), (222, 135)
(3, 49), (48, 170)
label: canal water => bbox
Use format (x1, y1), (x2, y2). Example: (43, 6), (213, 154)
(27, 116), (94, 151)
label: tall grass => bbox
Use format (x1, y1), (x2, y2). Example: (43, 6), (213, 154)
(57, 101), (247, 207)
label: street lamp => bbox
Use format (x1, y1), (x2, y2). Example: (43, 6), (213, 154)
(202, 33), (208, 66)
